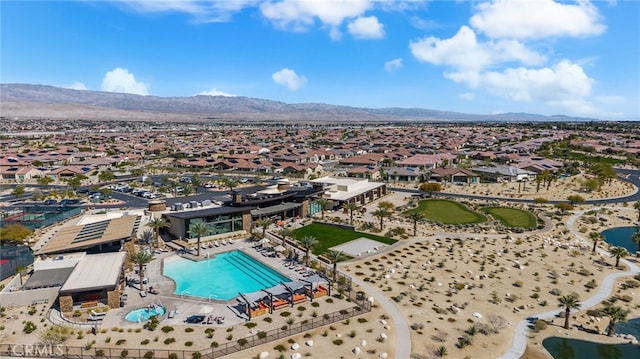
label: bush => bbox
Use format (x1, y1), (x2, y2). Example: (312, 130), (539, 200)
(116, 339), (126, 345)
(120, 350), (128, 358)
(143, 351), (153, 359)
(192, 353), (201, 359)
(333, 339), (344, 345)
(533, 319), (547, 332)
(168, 354), (178, 359)
(237, 338), (248, 347)
(164, 338), (176, 345)
(23, 321), (37, 334)
(185, 327), (194, 333)
(274, 344), (286, 352)
(185, 341), (193, 347)
(161, 326), (174, 333)
(140, 339), (150, 345)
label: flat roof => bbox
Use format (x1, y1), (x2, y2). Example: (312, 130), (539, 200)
(164, 206), (255, 220)
(60, 252), (126, 294)
(37, 215), (139, 255)
(23, 267), (75, 290)
(251, 202), (302, 217)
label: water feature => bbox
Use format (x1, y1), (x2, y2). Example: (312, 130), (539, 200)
(542, 337), (639, 358)
(601, 226), (639, 253)
(124, 306), (166, 322)
(163, 250), (290, 301)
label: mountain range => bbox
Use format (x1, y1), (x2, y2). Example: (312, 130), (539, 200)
(0, 83), (595, 123)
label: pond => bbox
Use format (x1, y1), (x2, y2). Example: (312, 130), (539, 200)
(542, 337), (639, 359)
(601, 226), (639, 253)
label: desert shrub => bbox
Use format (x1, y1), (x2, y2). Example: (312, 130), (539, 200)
(533, 319), (547, 332)
(161, 326), (174, 333)
(23, 321), (37, 334)
(333, 339), (344, 345)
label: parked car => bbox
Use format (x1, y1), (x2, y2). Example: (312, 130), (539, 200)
(239, 177), (249, 183)
(185, 315), (205, 324)
(43, 199), (57, 205)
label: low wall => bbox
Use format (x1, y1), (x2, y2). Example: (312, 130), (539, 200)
(0, 287), (59, 307)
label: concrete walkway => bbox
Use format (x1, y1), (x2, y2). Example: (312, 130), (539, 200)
(499, 208), (640, 359)
(350, 275), (412, 359)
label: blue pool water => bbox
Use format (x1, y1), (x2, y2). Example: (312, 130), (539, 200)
(616, 317), (640, 338)
(163, 250), (290, 301)
(601, 226), (639, 253)
(543, 337), (639, 358)
(125, 306), (166, 322)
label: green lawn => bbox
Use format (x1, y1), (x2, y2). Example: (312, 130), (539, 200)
(292, 223), (397, 255)
(405, 199), (486, 224)
(481, 207), (537, 228)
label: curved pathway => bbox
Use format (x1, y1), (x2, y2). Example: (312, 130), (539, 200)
(499, 208), (640, 359)
(350, 275), (412, 359)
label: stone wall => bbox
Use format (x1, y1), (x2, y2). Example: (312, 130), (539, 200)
(106, 288), (120, 309)
(59, 295), (73, 312)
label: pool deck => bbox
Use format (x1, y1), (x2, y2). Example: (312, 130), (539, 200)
(101, 238), (318, 329)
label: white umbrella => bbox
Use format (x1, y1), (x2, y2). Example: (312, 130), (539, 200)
(200, 305), (213, 314)
(274, 245), (286, 252)
(259, 238), (270, 245)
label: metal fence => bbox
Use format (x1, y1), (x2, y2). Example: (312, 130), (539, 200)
(1, 289), (371, 359)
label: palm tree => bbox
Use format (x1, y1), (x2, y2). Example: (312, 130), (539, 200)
(326, 250), (345, 282)
(609, 246), (629, 267)
(130, 251), (154, 291)
(316, 198), (329, 220)
(589, 231), (603, 253)
(602, 305), (629, 336)
(634, 202), (640, 221)
(190, 220), (210, 257)
(255, 218), (273, 238)
(343, 201), (359, 225)
(378, 201), (395, 213)
(146, 216), (169, 248)
(372, 208), (390, 231)
(557, 295), (581, 329)
(632, 230), (640, 258)
(222, 178), (237, 191)
(191, 173), (202, 194)
(138, 229), (155, 245)
(406, 212), (425, 236)
(299, 236), (318, 266)
(278, 228), (293, 247)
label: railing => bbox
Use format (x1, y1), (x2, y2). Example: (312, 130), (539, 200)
(5, 295), (371, 359)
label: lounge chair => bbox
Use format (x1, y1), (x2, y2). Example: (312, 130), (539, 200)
(214, 241), (220, 247)
(217, 316), (225, 324)
(87, 315), (103, 322)
(139, 291), (147, 298)
(168, 310), (175, 318)
(91, 310), (106, 317)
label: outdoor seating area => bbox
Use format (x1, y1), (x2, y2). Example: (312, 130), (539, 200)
(306, 285), (328, 299)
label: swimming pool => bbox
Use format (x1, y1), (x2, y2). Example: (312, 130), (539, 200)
(125, 306), (166, 322)
(163, 250), (290, 301)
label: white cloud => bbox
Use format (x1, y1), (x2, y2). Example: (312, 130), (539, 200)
(64, 82), (88, 91)
(384, 58), (403, 72)
(195, 88), (236, 97)
(470, 0), (605, 40)
(101, 67), (149, 95)
(347, 16), (384, 39)
(119, 0), (261, 23)
(410, 26), (545, 72)
(272, 68), (307, 91)
(460, 92), (475, 100)
(260, 0), (372, 37)
(447, 60), (597, 115)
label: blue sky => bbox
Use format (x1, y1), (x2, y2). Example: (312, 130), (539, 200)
(2, 0), (639, 120)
